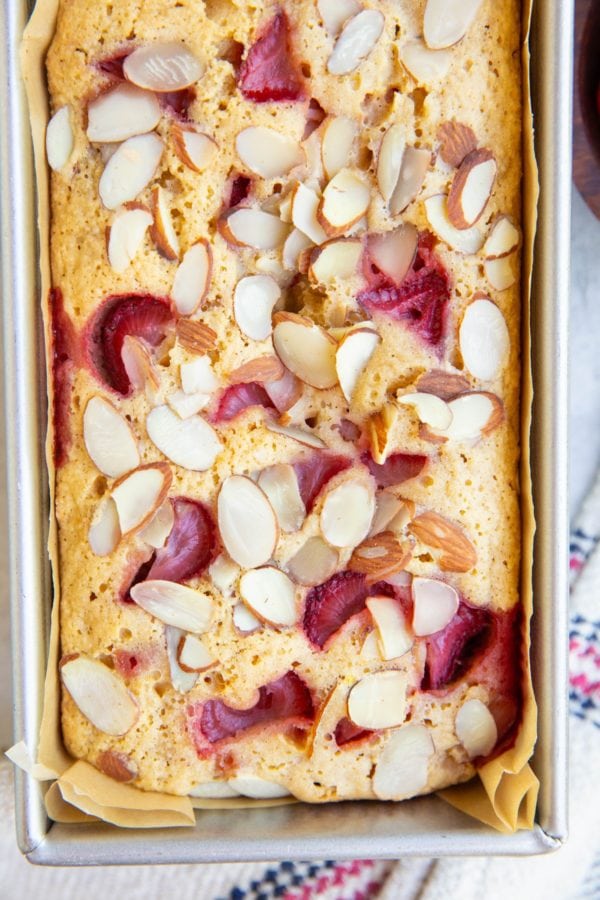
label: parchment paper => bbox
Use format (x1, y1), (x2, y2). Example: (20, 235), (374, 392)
(15, 0), (539, 833)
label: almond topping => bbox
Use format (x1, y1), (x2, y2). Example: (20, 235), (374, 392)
(96, 750), (138, 784)
(484, 256), (517, 291)
(172, 240), (212, 315)
(176, 318), (217, 355)
(166, 625), (198, 693)
(257, 464), (306, 533)
(437, 120), (477, 168)
(138, 500), (175, 549)
(121, 335), (161, 396)
(349, 531), (412, 581)
(107, 204), (153, 273)
(309, 238), (362, 284)
(321, 116), (357, 179)
(87, 84), (161, 143)
(291, 183), (328, 245)
(368, 491), (404, 537)
(318, 0), (361, 35)
(146, 405), (221, 471)
(150, 185), (179, 260)
(335, 327), (380, 403)
(46, 106), (73, 171)
(398, 392), (453, 431)
(377, 124), (405, 204)
(412, 576), (459, 635)
(318, 169), (370, 237)
(99, 133), (164, 210)
(189, 782), (241, 799)
(321, 480), (375, 548)
(400, 41), (452, 85)
(455, 698), (498, 758)
(367, 403), (398, 464)
(373, 725), (434, 799)
(327, 10), (385, 76)
(123, 42), (204, 92)
(416, 369), (471, 400)
(233, 274), (280, 341)
(220, 208), (289, 250)
(437, 391), (504, 441)
(423, 0), (484, 50)
(209, 553), (240, 597)
(88, 497), (121, 557)
(240, 566), (298, 627)
(236, 127), (304, 178)
(389, 147), (431, 216)
(218, 475), (279, 569)
(177, 634), (216, 673)
(286, 537), (338, 586)
(130, 580), (214, 633)
(228, 777), (291, 800)
(265, 421), (326, 449)
(366, 595), (414, 660)
(482, 216), (520, 259)
(83, 396), (140, 478)
(347, 670), (408, 730)
(233, 602), (262, 634)
(409, 511), (476, 573)
(61, 657), (139, 736)
(447, 148), (496, 230)
(171, 123), (217, 173)
(111, 462), (172, 537)
(272, 312), (338, 389)
(180, 355), (218, 394)
(282, 228), (315, 271)
(229, 356), (285, 385)
(368, 225), (418, 285)
(424, 194), (483, 254)
(459, 298), (509, 381)
(168, 390), (210, 419)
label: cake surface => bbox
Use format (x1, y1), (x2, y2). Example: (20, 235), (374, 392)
(46, 0), (524, 803)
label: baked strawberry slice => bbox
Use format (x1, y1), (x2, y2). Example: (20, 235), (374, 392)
(362, 451), (427, 488)
(87, 294), (173, 395)
(226, 174), (253, 209)
(214, 382), (276, 422)
(334, 717), (373, 747)
(114, 643), (161, 679)
(161, 88), (196, 120)
(191, 671), (314, 744)
(293, 454), (351, 511)
(238, 10), (304, 103)
(50, 288), (79, 467)
(303, 571), (394, 649)
(146, 497), (216, 583)
(421, 601), (493, 691)
(96, 50), (128, 79)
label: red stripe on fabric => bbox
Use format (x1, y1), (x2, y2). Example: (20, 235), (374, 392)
(284, 860), (375, 900)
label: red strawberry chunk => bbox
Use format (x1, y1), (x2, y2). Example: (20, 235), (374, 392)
(293, 454), (351, 511)
(96, 51), (129, 79)
(227, 174), (252, 209)
(303, 571), (394, 649)
(50, 288), (79, 467)
(191, 671), (314, 744)
(146, 497), (216, 583)
(160, 88), (196, 120)
(421, 601), (493, 691)
(238, 11), (304, 103)
(362, 451), (427, 488)
(214, 382), (276, 422)
(114, 643), (160, 679)
(87, 294), (173, 395)
(334, 717), (373, 747)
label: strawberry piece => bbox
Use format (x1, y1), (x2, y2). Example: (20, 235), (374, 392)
(146, 497), (216, 583)
(86, 294), (173, 395)
(96, 51), (129, 79)
(50, 288), (79, 467)
(293, 454), (351, 511)
(238, 10), (304, 103)
(358, 232), (450, 347)
(227, 174), (252, 209)
(160, 88), (196, 120)
(303, 571), (394, 649)
(334, 717), (373, 747)
(191, 671), (314, 744)
(362, 451), (427, 488)
(421, 601), (493, 691)
(214, 382), (276, 422)
(114, 643), (160, 679)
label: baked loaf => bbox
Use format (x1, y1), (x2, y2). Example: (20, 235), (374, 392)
(46, 0), (524, 803)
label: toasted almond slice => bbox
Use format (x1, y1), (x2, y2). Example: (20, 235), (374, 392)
(400, 40), (452, 85)
(172, 240), (212, 315)
(176, 318), (217, 355)
(377, 124), (405, 203)
(484, 255), (517, 291)
(416, 369), (471, 400)
(96, 749), (138, 783)
(123, 42), (204, 91)
(218, 475), (278, 569)
(360, 630), (382, 660)
(438, 392), (504, 441)
(412, 576), (459, 635)
(87, 84), (161, 143)
(424, 0), (484, 49)
(455, 698), (498, 757)
(189, 781), (241, 799)
(150, 185), (179, 260)
(286, 537), (339, 586)
(368, 492), (404, 537)
(99, 133), (164, 210)
(61, 657), (139, 736)
(437, 120), (478, 168)
(389, 147), (431, 215)
(138, 500), (175, 548)
(347, 670), (408, 729)
(318, 169), (370, 237)
(46, 106), (73, 171)
(171, 123), (217, 172)
(264, 368), (303, 413)
(398, 392), (453, 430)
(318, 0), (361, 35)
(209, 553), (240, 597)
(177, 633), (216, 672)
(335, 328), (380, 403)
(387, 501), (415, 539)
(229, 356), (285, 385)
(368, 225), (418, 285)
(349, 531), (412, 581)
(165, 625), (199, 693)
(167, 389), (210, 419)
(239, 566), (298, 627)
(309, 238), (362, 285)
(146, 405), (221, 471)
(83, 396), (139, 478)
(266, 421), (326, 448)
(447, 149), (496, 229)
(130, 580), (214, 632)
(258, 464), (306, 533)
(107, 204), (153, 273)
(321, 117), (357, 179)
(233, 602), (262, 634)
(459, 298), (510, 380)
(409, 512), (476, 573)
(228, 776), (291, 799)
(88, 497), (121, 556)
(327, 9), (385, 76)
(111, 463), (172, 536)
(181, 356), (218, 394)
(366, 595), (413, 659)
(321, 480), (375, 548)
(220, 208), (289, 250)
(367, 403), (398, 464)
(233, 274), (281, 340)
(482, 216), (520, 259)
(291, 183), (328, 245)
(121, 335), (161, 395)
(373, 725), (434, 799)
(282, 228), (315, 271)
(424, 194), (483, 254)
(273, 312), (338, 389)
(236, 127), (304, 178)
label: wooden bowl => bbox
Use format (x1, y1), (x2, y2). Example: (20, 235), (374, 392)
(573, 0), (600, 218)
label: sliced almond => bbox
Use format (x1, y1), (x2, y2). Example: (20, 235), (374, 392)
(318, 0), (361, 35)
(87, 84), (161, 143)
(459, 298), (509, 380)
(272, 312), (338, 389)
(146, 405), (221, 471)
(257, 464), (306, 533)
(167, 389), (210, 419)
(409, 511), (476, 573)
(123, 42), (204, 91)
(424, 0), (484, 49)
(321, 480), (375, 548)
(389, 147), (431, 215)
(218, 475), (278, 569)
(484, 255), (517, 291)
(265, 421), (326, 449)
(46, 106), (73, 171)
(368, 492), (404, 537)
(347, 670), (408, 730)
(321, 117), (357, 179)
(482, 216), (520, 259)
(61, 657), (139, 736)
(236, 127), (303, 178)
(309, 238), (362, 285)
(282, 227), (315, 271)
(286, 537), (339, 586)
(209, 553), (240, 597)
(121, 335), (161, 395)
(335, 327), (380, 403)
(166, 625), (198, 693)
(99, 133), (164, 210)
(387, 501), (415, 539)
(366, 596), (413, 660)
(227, 776), (291, 800)
(318, 169), (370, 237)
(150, 185), (179, 260)
(424, 194), (483, 254)
(447, 149), (496, 229)
(416, 369), (471, 400)
(291, 182), (328, 245)
(239, 567), (298, 627)
(138, 500), (175, 548)
(83, 396), (140, 478)
(177, 634), (216, 672)
(437, 392), (504, 441)
(398, 392), (452, 430)
(373, 725), (434, 799)
(327, 10), (385, 76)
(130, 580), (214, 633)
(233, 274), (281, 341)
(233, 602), (262, 634)
(181, 356), (218, 394)
(172, 240), (212, 315)
(176, 318), (217, 355)
(400, 41), (452, 85)
(263, 368), (303, 413)
(229, 356), (284, 385)
(377, 124), (405, 204)
(111, 462), (172, 537)
(412, 576), (459, 636)
(349, 531), (412, 581)
(368, 225), (418, 285)
(220, 208), (289, 251)
(455, 698), (498, 758)
(189, 782), (240, 799)
(437, 120), (478, 168)
(360, 630), (382, 661)
(96, 750), (138, 784)
(171, 123), (217, 173)
(107, 204), (153, 273)
(367, 403), (398, 464)
(88, 497), (121, 557)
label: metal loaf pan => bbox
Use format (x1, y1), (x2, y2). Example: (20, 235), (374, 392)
(1, 0), (571, 865)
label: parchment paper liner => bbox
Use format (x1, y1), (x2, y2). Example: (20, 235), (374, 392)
(15, 0), (538, 833)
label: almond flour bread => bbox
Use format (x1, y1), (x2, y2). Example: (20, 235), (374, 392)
(45, 0), (524, 804)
